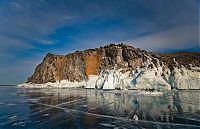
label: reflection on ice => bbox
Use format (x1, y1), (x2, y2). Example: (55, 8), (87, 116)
(0, 87), (200, 129)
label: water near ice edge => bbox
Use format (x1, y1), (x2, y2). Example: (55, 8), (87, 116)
(0, 86), (200, 129)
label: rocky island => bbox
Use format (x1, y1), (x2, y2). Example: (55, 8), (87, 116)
(18, 44), (200, 90)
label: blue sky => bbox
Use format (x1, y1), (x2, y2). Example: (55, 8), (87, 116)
(0, 0), (199, 84)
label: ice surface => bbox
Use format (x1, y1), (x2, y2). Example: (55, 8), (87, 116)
(0, 87), (200, 129)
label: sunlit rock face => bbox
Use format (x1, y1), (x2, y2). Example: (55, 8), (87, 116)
(21, 44), (200, 90)
(27, 44), (149, 84)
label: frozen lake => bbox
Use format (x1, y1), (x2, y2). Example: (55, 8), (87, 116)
(0, 86), (200, 129)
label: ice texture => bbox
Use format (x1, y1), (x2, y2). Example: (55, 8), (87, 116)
(1, 87), (200, 129)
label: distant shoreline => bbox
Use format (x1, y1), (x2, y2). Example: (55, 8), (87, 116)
(0, 85), (15, 86)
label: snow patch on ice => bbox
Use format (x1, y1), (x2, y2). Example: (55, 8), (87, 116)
(18, 80), (86, 88)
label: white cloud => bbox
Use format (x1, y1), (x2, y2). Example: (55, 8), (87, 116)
(127, 24), (199, 51)
(36, 39), (55, 45)
(0, 35), (33, 50)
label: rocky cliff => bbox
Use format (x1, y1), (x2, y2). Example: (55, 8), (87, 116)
(27, 44), (149, 83)
(20, 44), (200, 90)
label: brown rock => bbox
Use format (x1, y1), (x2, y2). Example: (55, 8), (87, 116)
(27, 44), (200, 84)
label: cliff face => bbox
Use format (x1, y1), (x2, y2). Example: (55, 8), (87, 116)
(28, 44), (149, 83)
(26, 44), (200, 90)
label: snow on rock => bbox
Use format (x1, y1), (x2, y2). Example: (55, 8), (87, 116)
(84, 58), (172, 90)
(101, 70), (119, 90)
(84, 75), (99, 89)
(121, 68), (171, 91)
(120, 57), (172, 91)
(164, 67), (200, 90)
(95, 69), (121, 90)
(18, 63), (200, 90)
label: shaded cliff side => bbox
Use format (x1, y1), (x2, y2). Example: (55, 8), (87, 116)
(27, 44), (200, 84)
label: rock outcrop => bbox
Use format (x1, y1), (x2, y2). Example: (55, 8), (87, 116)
(19, 44), (200, 90)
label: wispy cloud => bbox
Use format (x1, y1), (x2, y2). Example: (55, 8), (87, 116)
(35, 39), (56, 45)
(127, 24), (199, 51)
(0, 35), (33, 50)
